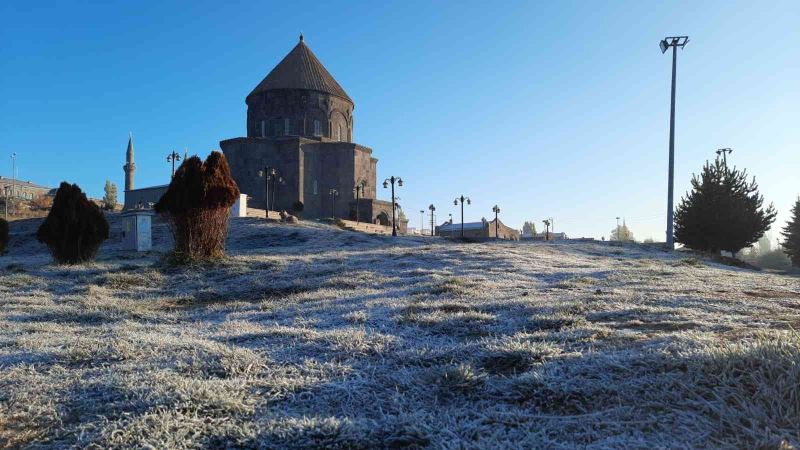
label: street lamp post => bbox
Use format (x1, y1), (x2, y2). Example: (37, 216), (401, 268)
(258, 166), (278, 217)
(353, 181), (366, 224)
(429, 204), (436, 237)
(167, 151), (181, 178)
(492, 205), (501, 239)
(382, 176), (403, 236)
(329, 188), (339, 219)
(660, 35), (689, 250)
(453, 196), (471, 239)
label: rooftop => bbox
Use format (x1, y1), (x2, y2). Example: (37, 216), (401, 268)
(247, 35), (352, 104)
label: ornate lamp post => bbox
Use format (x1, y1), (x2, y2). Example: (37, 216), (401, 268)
(258, 166), (282, 215)
(167, 151), (181, 178)
(453, 195), (471, 238)
(382, 176), (403, 236)
(492, 205), (501, 239)
(429, 204), (436, 237)
(329, 188), (339, 219)
(353, 180), (366, 224)
(543, 219), (551, 241)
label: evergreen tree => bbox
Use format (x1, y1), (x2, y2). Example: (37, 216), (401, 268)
(781, 197), (800, 266)
(610, 220), (634, 241)
(522, 221), (537, 236)
(674, 159), (776, 254)
(103, 180), (118, 210)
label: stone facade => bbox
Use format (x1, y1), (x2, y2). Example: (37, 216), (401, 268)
(437, 219), (520, 240)
(221, 36), (407, 232)
(0, 177), (51, 200)
(123, 185), (168, 210)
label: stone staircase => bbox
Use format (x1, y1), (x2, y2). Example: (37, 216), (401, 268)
(337, 219), (394, 235)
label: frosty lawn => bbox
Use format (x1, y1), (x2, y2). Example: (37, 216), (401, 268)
(1, 216), (799, 448)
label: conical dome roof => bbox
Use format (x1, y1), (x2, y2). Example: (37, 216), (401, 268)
(248, 36), (352, 104)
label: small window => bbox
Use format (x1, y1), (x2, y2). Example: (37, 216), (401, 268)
(313, 120), (321, 136)
(284, 118), (290, 135)
(260, 120), (265, 138)
(313, 180), (318, 195)
(336, 125), (341, 141)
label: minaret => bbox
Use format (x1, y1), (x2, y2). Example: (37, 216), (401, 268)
(123, 133), (135, 191)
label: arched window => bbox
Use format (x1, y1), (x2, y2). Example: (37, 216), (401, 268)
(284, 118), (290, 136)
(336, 125), (341, 141)
(260, 120), (266, 138)
(313, 120), (321, 136)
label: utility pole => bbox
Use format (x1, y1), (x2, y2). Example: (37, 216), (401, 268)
(660, 35), (689, 250)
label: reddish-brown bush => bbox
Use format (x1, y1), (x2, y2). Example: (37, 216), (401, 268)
(155, 151), (240, 262)
(36, 182), (109, 264)
(0, 218), (9, 253)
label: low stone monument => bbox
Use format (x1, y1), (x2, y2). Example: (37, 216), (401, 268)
(121, 210), (153, 251)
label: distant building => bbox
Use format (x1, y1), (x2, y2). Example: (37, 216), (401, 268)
(220, 35), (407, 233)
(0, 176), (51, 200)
(437, 218), (520, 240)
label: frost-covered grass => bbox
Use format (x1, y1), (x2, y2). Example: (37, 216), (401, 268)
(1, 215), (799, 449)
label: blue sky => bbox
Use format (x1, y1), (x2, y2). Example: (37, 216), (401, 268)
(1, 0), (798, 241)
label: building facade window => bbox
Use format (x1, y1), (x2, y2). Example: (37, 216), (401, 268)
(261, 120), (266, 138)
(313, 120), (321, 136)
(313, 180), (318, 195)
(284, 118), (290, 135)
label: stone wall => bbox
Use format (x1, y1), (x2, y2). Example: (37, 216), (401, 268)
(220, 136), (379, 221)
(246, 89), (354, 142)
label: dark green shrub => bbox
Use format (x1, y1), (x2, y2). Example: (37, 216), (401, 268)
(0, 218), (8, 253)
(36, 182), (109, 264)
(155, 151), (239, 262)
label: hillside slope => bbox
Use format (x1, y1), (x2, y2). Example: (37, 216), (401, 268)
(1, 216), (799, 448)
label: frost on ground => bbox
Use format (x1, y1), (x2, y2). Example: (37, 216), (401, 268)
(1, 215), (799, 449)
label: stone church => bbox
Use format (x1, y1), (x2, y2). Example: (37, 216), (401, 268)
(220, 35), (405, 232)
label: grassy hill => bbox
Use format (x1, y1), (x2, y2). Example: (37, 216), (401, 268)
(1, 215), (798, 448)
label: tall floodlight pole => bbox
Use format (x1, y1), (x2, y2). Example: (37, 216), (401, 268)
(660, 35), (689, 250)
(383, 176), (403, 236)
(429, 204), (436, 237)
(453, 195), (471, 238)
(716, 148), (733, 169)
